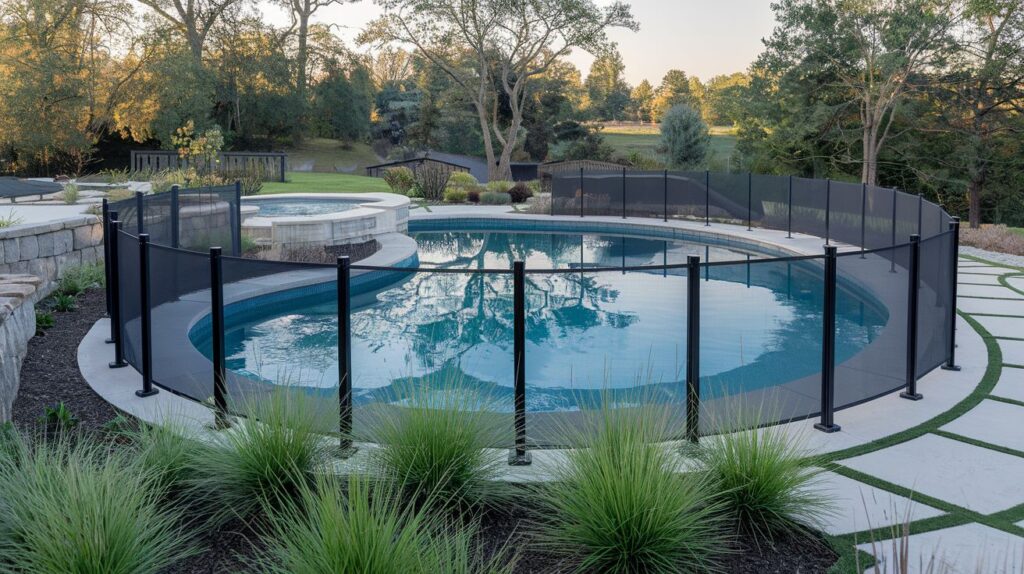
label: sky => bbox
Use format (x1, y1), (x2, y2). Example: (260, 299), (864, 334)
(260, 0), (778, 85)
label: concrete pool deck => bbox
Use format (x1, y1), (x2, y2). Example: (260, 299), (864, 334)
(74, 208), (1024, 570)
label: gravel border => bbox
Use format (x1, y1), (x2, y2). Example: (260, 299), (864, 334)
(960, 246), (1024, 268)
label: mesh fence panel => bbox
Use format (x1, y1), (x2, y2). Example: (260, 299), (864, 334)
(142, 192), (174, 246)
(834, 246), (909, 408)
(148, 244), (213, 402)
(116, 229), (142, 370)
(751, 174), (789, 230)
(864, 186), (896, 249)
(829, 181), (865, 246)
(894, 191), (920, 243)
(625, 171), (668, 219)
(109, 195), (140, 235)
(918, 232), (954, 374)
(551, 173), (581, 216)
(791, 177), (828, 238)
(921, 201), (945, 238)
(699, 257), (823, 430)
(667, 171), (707, 221)
(178, 186), (239, 253)
(707, 172), (749, 225)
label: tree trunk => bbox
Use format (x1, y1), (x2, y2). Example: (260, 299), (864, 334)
(968, 169), (985, 229)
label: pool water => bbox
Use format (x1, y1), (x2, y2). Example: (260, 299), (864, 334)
(248, 198), (360, 217)
(215, 229), (888, 412)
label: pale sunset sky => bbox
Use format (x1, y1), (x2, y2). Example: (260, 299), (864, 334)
(259, 0), (778, 84)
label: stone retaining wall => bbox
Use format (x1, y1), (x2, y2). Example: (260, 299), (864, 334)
(0, 214), (104, 296)
(0, 274), (42, 422)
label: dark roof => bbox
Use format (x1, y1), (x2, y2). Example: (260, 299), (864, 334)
(0, 177), (62, 199)
(367, 151), (540, 183)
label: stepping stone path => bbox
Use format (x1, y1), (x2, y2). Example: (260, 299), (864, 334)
(820, 255), (1024, 573)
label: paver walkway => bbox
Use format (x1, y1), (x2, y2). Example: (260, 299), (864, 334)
(821, 254), (1024, 573)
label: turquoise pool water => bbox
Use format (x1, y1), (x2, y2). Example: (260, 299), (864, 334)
(214, 227), (888, 412)
(247, 197), (361, 217)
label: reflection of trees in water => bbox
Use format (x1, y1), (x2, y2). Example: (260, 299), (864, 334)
(352, 232), (641, 375)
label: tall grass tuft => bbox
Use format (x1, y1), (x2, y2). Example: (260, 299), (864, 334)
(0, 435), (195, 573)
(123, 420), (203, 497)
(189, 390), (331, 522)
(252, 474), (514, 574)
(537, 404), (727, 573)
(366, 380), (509, 510)
(685, 410), (830, 544)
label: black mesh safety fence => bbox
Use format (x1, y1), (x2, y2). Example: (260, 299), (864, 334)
(105, 175), (957, 447)
(917, 231), (955, 375)
(834, 245), (910, 409)
(790, 177), (829, 238)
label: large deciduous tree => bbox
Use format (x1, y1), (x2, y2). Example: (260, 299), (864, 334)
(361, 0), (636, 181)
(135, 0), (244, 63)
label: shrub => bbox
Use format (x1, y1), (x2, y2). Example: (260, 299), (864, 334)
(447, 171), (478, 190)
(507, 183), (533, 204)
(443, 187), (469, 203)
(485, 180), (514, 194)
(684, 416), (829, 543)
(414, 164), (452, 201)
(365, 381), (509, 510)
(0, 211), (24, 228)
(959, 224), (1024, 256)
(59, 263), (105, 296)
(0, 436), (196, 573)
(251, 474), (513, 574)
(660, 104), (710, 170)
(106, 188), (133, 202)
(35, 310), (54, 331)
(479, 191), (512, 206)
(60, 183), (80, 205)
(188, 391), (331, 523)
(467, 189), (481, 203)
(51, 293), (76, 312)
(537, 405), (726, 573)
(38, 402), (78, 433)
(226, 167), (265, 196)
(382, 166), (416, 195)
(124, 421), (203, 497)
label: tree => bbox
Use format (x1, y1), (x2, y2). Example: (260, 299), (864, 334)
(135, 0), (244, 64)
(659, 104), (709, 169)
(275, 0), (355, 126)
(704, 73), (750, 126)
(584, 47), (631, 120)
(760, 0), (960, 185)
(652, 69), (695, 119)
(361, 0), (636, 181)
(630, 79), (655, 123)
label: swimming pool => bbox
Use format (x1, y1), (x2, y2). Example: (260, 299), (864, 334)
(206, 224), (888, 413)
(246, 197), (362, 217)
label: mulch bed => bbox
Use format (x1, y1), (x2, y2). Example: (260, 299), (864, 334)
(12, 287), (839, 573)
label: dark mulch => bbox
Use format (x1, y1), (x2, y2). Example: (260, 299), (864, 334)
(12, 288), (839, 573)
(12, 288), (117, 433)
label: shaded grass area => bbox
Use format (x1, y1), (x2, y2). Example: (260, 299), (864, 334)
(600, 124), (738, 167)
(260, 171), (392, 194)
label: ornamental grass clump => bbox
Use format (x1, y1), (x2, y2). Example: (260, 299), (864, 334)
(189, 390), (331, 522)
(366, 380), (509, 511)
(537, 404), (727, 574)
(0, 435), (196, 574)
(123, 420), (203, 498)
(685, 409), (830, 544)
(252, 474), (514, 574)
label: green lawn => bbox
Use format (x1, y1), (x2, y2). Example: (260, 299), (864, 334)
(600, 123), (738, 167)
(261, 171), (392, 194)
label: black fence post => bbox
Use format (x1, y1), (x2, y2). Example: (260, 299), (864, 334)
(815, 245), (840, 433)
(890, 189), (898, 273)
(917, 193), (923, 237)
(209, 247), (229, 427)
(860, 183), (867, 257)
(510, 260), (531, 465)
(170, 185), (180, 249)
(704, 170), (710, 227)
(337, 256), (356, 454)
(102, 199), (111, 318)
(686, 255), (700, 443)
(107, 218), (127, 368)
(232, 180), (242, 256)
(747, 171), (752, 231)
(902, 235), (923, 400)
(136, 234), (158, 398)
(787, 175), (793, 238)
(663, 169), (668, 222)
(579, 167), (584, 218)
(279, 152), (286, 183)
(825, 179), (832, 245)
(621, 167), (627, 219)
(943, 217), (962, 371)
(135, 191), (145, 235)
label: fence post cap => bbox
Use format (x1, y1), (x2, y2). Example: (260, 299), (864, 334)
(824, 244), (838, 256)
